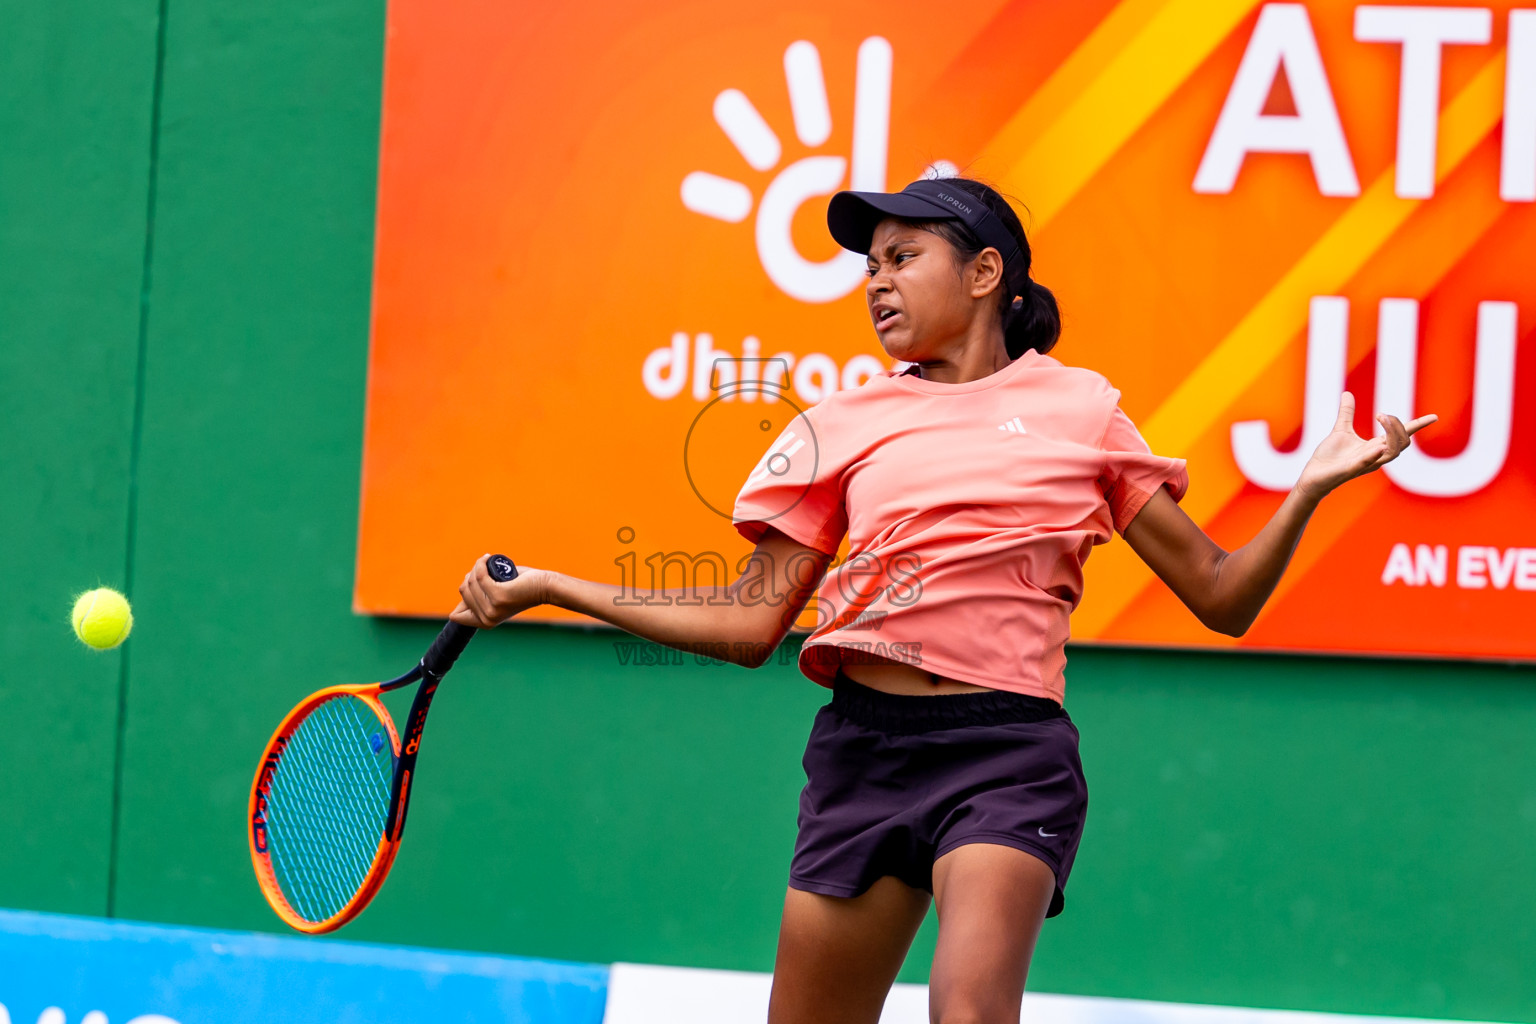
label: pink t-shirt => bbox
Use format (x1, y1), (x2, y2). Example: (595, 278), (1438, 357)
(732, 349), (1188, 704)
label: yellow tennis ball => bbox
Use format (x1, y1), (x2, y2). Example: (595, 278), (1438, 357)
(72, 588), (133, 650)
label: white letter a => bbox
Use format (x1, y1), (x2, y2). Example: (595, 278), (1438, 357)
(1194, 4), (1360, 197)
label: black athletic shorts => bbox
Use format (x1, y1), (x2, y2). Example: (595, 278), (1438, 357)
(789, 670), (1088, 918)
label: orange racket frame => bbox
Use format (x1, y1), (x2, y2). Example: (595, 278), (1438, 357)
(248, 681), (406, 933)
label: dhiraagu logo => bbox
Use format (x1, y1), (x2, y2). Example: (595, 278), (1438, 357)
(649, 37), (949, 406)
(680, 36), (896, 304)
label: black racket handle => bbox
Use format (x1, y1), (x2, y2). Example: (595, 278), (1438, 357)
(388, 554), (518, 842)
(421, 553), (519, 678)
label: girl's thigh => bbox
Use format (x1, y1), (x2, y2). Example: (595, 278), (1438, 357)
(929, 842), (1057, 1024)
(767, 876), (931, 1024)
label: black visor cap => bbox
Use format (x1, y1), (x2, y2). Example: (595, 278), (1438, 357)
(827, 179), (1028, 298)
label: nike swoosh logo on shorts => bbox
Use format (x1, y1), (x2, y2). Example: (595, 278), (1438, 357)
(1038, 826), (1057, 837)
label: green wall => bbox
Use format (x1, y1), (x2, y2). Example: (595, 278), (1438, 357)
(0, 0), (159, 917)
(2, 2), (1532, 1022)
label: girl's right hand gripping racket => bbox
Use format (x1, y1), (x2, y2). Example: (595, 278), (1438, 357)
(248, 554), (518, 933)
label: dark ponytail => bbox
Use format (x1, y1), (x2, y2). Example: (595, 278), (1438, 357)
(907, 176), (1061, 358)
(1006, 280), (1061, 359)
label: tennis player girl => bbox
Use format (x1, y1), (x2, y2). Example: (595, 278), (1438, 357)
(451, 176), (1436, 1024)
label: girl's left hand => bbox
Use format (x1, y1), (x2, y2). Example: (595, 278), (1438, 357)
(1295, 391), (1437, 501)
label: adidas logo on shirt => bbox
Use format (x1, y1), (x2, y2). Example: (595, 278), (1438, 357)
(997, 417), (1027, 434)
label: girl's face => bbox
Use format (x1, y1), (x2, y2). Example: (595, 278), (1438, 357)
(863, 217), (1000, 361)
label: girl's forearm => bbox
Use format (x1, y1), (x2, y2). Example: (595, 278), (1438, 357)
(545, 572), (776, 667)
(1205, 485), (1324, 635)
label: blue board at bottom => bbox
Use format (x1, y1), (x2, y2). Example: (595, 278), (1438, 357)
(0, 908), (610, 1024)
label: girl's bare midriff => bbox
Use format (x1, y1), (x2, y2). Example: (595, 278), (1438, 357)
(839, 652), (994, 695)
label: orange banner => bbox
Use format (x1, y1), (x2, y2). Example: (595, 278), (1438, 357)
(358, 0), (1536, 661)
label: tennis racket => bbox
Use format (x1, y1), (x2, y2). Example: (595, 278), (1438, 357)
(248, 553), (518, 933)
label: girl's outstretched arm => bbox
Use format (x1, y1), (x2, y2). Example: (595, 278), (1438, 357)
(448, 527), (834, 668)
(1121, 392), (1437, 637)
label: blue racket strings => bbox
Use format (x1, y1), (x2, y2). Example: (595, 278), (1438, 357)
(263, 694), (397, 923)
